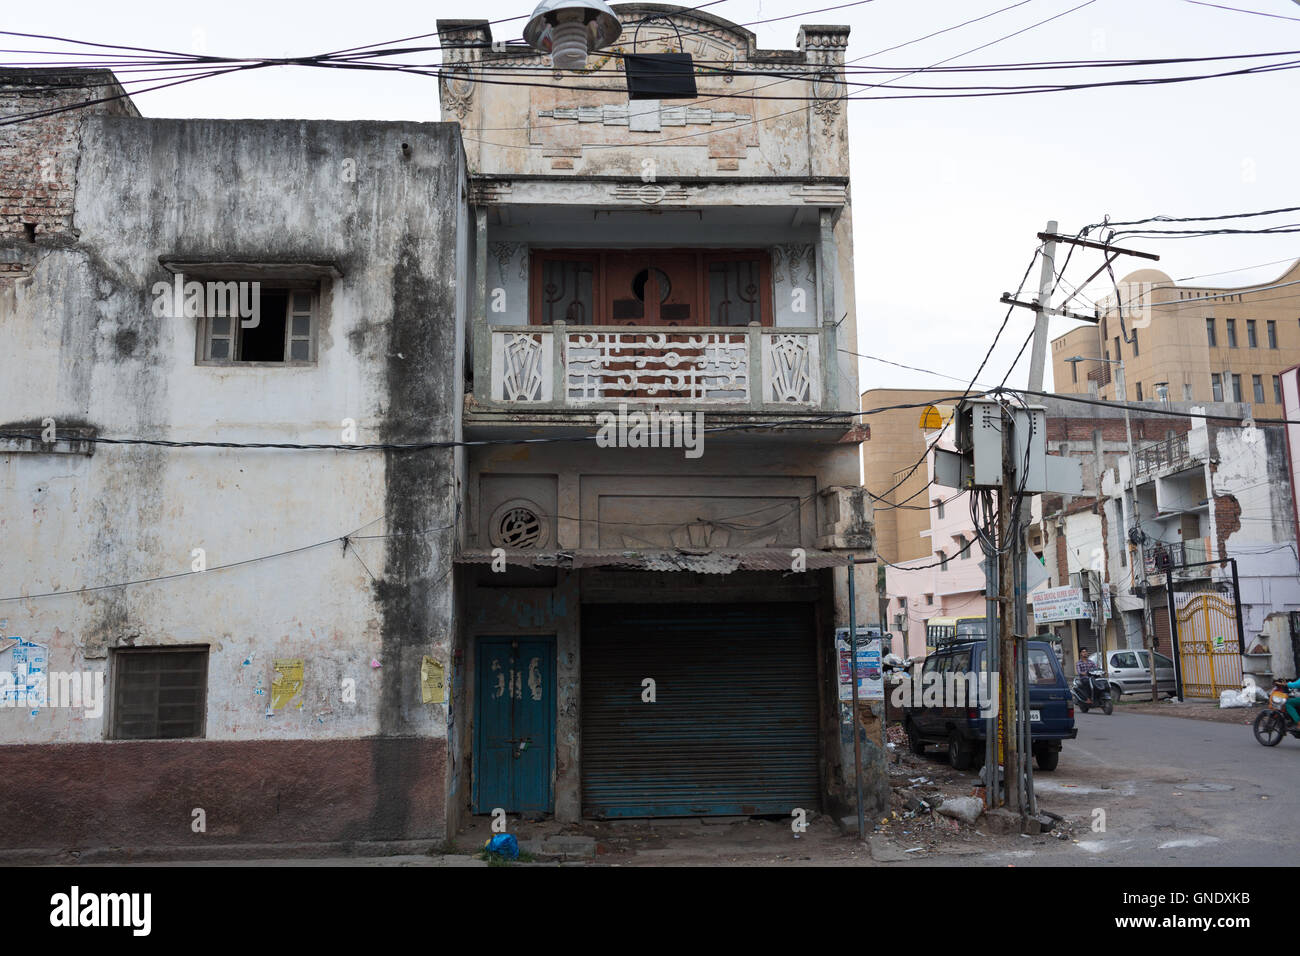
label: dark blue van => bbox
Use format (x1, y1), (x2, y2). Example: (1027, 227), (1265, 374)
(900, 639), (1076, 771)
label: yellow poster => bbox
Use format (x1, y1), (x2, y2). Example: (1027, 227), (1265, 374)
(271, 659), (304, 710)
(421, 656), (446, 704)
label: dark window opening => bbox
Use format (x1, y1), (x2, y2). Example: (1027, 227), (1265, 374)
(22, 222), (36, 243)
(111, 646), (208, 740)
(201, 285), (316, 364)
(239, 290), (289, 361)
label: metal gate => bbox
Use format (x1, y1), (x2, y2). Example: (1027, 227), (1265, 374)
(581, 602), (820, 818)
(1175, 593), (1243, 698)
(1157, 555), (1246, 700)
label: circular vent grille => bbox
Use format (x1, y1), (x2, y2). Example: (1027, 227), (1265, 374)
(489, 499), (548, 550)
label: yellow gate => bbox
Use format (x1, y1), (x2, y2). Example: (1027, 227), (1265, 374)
(1175, 593), (1242, 698)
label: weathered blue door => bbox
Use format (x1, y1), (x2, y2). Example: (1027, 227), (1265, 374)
(474, 637), (555, 814)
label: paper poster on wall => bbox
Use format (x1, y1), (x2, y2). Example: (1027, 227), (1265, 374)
(270, 659), (304, 711)
(421, 656), (447, 704)
(0, 638), (48, 710)
(835, 630), (883, 702)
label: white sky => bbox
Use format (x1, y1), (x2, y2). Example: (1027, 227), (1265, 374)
(10, 0), (1300, 394)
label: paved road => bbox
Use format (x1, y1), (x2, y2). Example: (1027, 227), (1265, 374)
(978, 708), (1298, 866)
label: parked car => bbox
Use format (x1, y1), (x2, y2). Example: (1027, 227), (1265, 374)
(901, 639), (1077, 772)
(1101, 648), (1176, 700)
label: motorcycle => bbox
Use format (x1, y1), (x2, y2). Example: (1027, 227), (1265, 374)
(1072, 671), (1113, 715)
(1252, 680), (1300, 746)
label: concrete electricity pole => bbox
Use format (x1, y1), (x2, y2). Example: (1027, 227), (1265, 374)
(1002, 222), (1159, 816)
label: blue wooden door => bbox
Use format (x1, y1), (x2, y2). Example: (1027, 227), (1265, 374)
(474, 637), (555, 814)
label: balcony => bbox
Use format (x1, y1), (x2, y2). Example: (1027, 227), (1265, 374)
(1133, 434), (1193, 479)
(486, 322), (827, 410)
(1134, 537), (1214, 588)
(1087, 363), (1111, 388)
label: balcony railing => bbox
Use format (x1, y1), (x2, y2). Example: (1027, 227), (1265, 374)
(1133, 434), (1192, 478)
(1134, 537), (1214, 587)
(1087, 363), (1111, 388)
(486, 322), (827, 409)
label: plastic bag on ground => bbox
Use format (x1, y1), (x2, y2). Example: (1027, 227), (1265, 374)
(484, 833), (519, 859)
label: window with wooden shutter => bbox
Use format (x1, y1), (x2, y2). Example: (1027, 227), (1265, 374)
(529, 249), (772, 326)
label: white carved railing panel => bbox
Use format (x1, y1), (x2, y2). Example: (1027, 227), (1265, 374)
(763, 333), (821, 405)
(491, 330), (552, 402)
(565, 331), (749, 404)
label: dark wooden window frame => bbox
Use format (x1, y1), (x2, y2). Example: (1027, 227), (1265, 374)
(195, 279), (321, 367)
(528, 248), (774, 327)
(109, 645), (209, 740)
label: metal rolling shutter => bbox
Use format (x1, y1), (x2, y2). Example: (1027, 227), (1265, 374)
(581, 602), (821, 818)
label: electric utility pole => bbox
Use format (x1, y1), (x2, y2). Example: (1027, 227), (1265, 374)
(1000, 221), (1160, 819)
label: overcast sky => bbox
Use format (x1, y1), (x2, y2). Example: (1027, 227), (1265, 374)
(11, 0), (1300, 394)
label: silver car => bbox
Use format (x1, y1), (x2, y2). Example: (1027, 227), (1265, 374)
(1102, 648), (1176, 699)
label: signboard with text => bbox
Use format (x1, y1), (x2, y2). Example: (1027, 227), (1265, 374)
(1031, 585), (1090, 624)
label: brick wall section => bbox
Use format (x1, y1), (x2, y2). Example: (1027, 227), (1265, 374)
(1214, 493), (1241, 566)
(0, 69), (138, 273)
(1054, 523), (1069, 587)
(1045, 415), (1190, 444)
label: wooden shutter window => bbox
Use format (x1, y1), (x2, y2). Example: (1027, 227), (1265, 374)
(529, 249), (772, 327)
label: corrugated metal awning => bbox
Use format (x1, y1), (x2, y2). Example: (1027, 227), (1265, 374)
(454, 547), (847, 574)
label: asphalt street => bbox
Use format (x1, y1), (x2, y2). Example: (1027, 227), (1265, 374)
(977, 708), (1299, 866)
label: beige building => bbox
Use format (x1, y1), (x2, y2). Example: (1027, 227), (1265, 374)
(860, 388), (955, 565)
(1051, 260), (1300, 411)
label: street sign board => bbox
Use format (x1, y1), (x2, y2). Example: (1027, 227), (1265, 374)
(1030, 585), (1090, 624)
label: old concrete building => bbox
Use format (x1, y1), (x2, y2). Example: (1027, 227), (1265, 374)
(1, 69), (469, 857)
(1029, 395), (1300, 696)
(0, 3), (884, 860)
(438, 5), (881, 825)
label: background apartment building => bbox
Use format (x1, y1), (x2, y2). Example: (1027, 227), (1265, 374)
(860, 390), (985, 658)
(1051, 261), (1300, 411)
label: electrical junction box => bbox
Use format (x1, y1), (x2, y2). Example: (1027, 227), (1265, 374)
(944, 398), (1079, 494)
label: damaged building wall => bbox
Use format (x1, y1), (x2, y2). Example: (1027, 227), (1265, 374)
(1209, 425), (1300, 637)
(0, 98), (467, 857)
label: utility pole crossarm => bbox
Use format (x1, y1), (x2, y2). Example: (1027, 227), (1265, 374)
(1034, 232), (1161, 261)
(999, 294), (1098, 324)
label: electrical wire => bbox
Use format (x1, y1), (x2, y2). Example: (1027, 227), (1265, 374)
(1182, 0), (1300, 24)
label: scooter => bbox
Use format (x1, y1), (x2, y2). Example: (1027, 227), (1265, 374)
(1252, 680), (1300, 746)
(1072, 672), (1113, 715)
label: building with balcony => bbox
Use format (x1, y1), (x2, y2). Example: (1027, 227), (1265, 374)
(0, 6), (884, 862)
(437, 7), (881, 825)
(1032, 393), (1300, 691)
